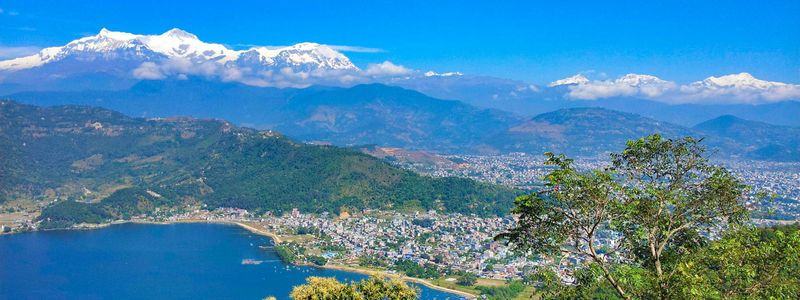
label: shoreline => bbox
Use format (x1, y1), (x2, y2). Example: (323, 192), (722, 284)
(226, 220), (477, 299)
(19, 219), (477, 299)
(316, 264), (477, 299)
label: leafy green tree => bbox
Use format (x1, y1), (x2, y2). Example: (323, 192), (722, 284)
(456, 273), (478, 286)
(496, 151), (629, 297)
(498, 134), (751, 299)
(669, 225), (800, 299)
(356, 276), (419, 300)
(289, 276), (418, 300)
(306, 255), (328, 266)
(610, 135), (749, 297)
(289, 277), (360, 300)
(392, 259), (441, 279)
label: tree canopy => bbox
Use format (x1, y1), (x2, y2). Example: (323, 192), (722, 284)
(289, 276), (418, 300)
(497, 134), (793, 299)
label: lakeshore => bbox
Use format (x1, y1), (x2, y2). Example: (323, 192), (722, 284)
(162, 219), (477, 299)
(18, 217), (477, 299)
(0, 222), (465, 300)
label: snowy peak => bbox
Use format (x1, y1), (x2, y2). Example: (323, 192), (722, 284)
(94, 28), (137, 40)
(269, 42), (356, 70)
(0, 28), (358, 72)
(616, 73), (671, 86)
(139, 28), (234, 62)
(0, 28), (150, 70)
(693, 72), (785, 89)
(161, 28), (198, 40)
(548, 74), (589, 87)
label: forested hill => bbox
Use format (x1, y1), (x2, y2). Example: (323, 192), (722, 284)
(0, 100), (517, 227)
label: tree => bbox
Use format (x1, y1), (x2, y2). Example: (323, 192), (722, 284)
(356, 276), (419, 300)
(289, 277), (360, 300)
(496, 151), (630, 298)
(289, 276), (418, 300)
(610, 135), (749, 298)
(497, 134), (751, 299)
(669, 225), (800, 299)
(456, 273), (478, 286)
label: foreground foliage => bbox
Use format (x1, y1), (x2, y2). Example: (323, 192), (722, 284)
(669, 224), (800, 299)
(289, 276), (418, 300)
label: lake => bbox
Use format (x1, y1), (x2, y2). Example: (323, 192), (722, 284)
(0, 223), (465, 300)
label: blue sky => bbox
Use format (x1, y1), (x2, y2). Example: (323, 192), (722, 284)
(1, 0), (798, 84)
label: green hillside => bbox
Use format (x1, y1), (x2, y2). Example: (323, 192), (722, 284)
(0, 101), (517, 228)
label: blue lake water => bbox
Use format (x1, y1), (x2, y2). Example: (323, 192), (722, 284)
(0, 223), (464, 300)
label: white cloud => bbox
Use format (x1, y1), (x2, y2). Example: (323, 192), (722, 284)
(0, 46), (40, 59)
(131, 57), (376, 88)
(132, 62), (166, 80)
(549, 74), (589, 87)
(566, 74), (676, 100)
(364, 61), (413, 76)
(327, 45), (385, 53)
(674, 73), (800, 104)
(560, 72), (800, 104)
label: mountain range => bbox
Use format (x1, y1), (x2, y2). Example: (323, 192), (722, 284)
(7, 81), (798, 161)
(1, 28), (798, 161)
(0, 28), (358, 93)
(2, 29), (798, 114)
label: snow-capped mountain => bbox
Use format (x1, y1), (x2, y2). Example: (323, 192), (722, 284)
(0, 28), (797, 106)
(615, 74), (672, 86)
(677, 72), (800, 103)
(0, 28), (358, 80)
(560, 73), (676, 100)
(688, 72), (788, 90)
(423, 71), (464, 77)
(548, 74), (589, 87)
(553, 72), (800, 104)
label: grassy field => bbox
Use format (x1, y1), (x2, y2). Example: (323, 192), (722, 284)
(431, 277), (536, 299)
(515, 286), (537, 299)
(430, 278), (481, 294)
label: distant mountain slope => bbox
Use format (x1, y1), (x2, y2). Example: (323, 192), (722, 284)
(6, 82), (796, 161)
(486, 108), (712, 156)
(428, 91), (800, 128)
(7, 81), (522, 152)
(0, 101), (517, 226)
(380, 73), (800, 127)
(270, 84), (520, 151)
(568, 98), (800, 128)
(693, 115), (800, 161)
(6, 79), (300, 128)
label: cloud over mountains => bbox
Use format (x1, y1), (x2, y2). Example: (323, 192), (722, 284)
(0, 28), (798, 104)
(552, 72), (800, 104)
